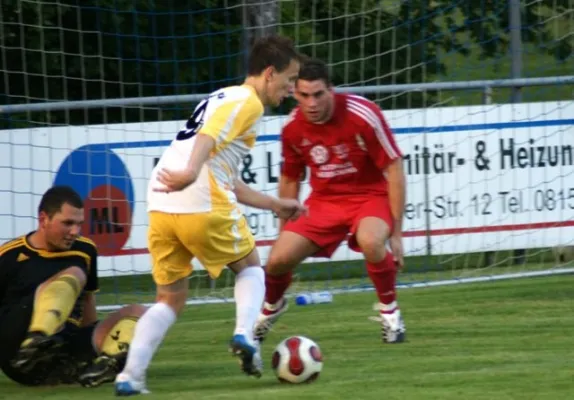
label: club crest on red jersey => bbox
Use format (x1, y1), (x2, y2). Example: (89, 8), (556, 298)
(310, 145), (329, 165)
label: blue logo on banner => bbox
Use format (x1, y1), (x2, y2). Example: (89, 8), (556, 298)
(53, 144), (134, 255)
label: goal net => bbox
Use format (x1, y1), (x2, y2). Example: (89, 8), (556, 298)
(1, 0), (573, 310)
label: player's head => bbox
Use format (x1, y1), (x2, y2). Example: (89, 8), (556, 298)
(294, 58), (334, 124)
(37, 185), (84, 251)
(246, 35), (301, 107)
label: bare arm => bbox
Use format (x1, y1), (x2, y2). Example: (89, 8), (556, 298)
(278, 175), (301, 231)
(154, 134), (216, 192)
(233, 178), (279, 211)
(81, 292), (98, 327)
(385, 158), (406, 234)
(359, 100), (405, 233)
(185, 134), (216, 180)
(234, 177), (307, 222)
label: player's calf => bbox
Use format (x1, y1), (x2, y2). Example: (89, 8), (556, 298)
(255, 232), (317, 343)
(29, 270), (86, 337)
(359, 228), (406, 344)
(364, 257), (406, 341)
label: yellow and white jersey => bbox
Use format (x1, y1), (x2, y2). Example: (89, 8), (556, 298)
(147, 85), (264, 214)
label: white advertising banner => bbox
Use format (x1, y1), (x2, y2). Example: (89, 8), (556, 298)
(1, 101), (573, 277)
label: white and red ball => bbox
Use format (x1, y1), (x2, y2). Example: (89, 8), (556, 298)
(271, 336), (323, 383)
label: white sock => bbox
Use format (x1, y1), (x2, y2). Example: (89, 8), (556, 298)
(121, 302), (177, 381)
(234, 266), (265, 341)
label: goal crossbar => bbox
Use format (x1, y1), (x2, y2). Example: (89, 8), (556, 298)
(1, 76), (573, 114)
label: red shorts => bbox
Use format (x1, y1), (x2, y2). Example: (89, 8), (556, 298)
(283, 196), (393, 258)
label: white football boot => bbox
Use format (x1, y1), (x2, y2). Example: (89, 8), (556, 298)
(253, 297), (289, 343)
(372, 302), (406, 343)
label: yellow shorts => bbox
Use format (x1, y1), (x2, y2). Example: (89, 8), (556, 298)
(147, 209), (255, 285)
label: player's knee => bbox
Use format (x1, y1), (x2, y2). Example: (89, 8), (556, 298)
(266, 251), (298, 276)
(38, 266), (87, 292)
(358, 235), (387, 263)
(63, 265), (87, 281)
(156, 281), (188, 315)
(156, 282), (187, 315)
(156, 294), (186, 316)
(356, 217), (391, 262)
(122, 303), (148, 317)
(106, 304), (148, 322)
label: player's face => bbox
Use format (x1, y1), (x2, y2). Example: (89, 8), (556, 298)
(41, 203), (84, 251)
(265, 59), (300, 107)
(294, 79), (334, 123)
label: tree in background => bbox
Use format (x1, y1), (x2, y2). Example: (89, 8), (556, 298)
(0, 0), (571, 128)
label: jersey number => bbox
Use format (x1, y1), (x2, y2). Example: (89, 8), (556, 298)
(176, 99), (208, 141)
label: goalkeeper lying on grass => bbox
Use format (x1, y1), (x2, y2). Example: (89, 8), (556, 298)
(0, 185), (146, 387)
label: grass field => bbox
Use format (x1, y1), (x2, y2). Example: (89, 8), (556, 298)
(2, 274), (573, 399)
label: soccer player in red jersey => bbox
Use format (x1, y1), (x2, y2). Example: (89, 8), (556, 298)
(254, 58), (407, 344)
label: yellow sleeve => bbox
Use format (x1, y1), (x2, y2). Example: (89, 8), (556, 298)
(198, 95), (263, 145)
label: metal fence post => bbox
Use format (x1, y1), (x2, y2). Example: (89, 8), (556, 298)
(509, 0), (527, 265)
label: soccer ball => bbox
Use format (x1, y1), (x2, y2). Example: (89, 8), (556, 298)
(271, 336), (323, 383)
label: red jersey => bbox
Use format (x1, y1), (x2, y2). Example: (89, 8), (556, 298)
(281, 93), (402, 198)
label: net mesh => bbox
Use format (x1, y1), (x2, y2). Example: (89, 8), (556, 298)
(0, 0), (573, 308)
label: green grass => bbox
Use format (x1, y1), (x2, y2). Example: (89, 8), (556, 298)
(2, 275), (574, 399)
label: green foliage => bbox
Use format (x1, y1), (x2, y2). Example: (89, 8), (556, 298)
(432, 0), (572, 61)
(279, 0), (572, 109)
(0, 0), (572, 128)
(0, 0), (243, 127)
(279, 0), (446, 109)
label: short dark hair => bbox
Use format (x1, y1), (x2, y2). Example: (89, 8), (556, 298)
(38, 185), (83, 217)
(297, 58), (331, 86)
(247, 35), (300, 76)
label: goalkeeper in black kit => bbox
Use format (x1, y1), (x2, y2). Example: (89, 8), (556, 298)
(0, 185), (146, 387)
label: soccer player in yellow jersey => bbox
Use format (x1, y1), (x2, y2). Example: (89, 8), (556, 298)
(114, 35), (304, 395)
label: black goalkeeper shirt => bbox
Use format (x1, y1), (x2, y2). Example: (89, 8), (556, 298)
(0, 233), (99, 325)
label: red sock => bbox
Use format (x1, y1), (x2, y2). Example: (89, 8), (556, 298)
(366, 252), (397, 306)
(265, 271), (292, 305)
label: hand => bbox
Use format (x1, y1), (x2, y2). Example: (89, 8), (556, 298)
(153, 168), (198, 193)
(389, 232), (404, 269)
(272, 198), (308, 221)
